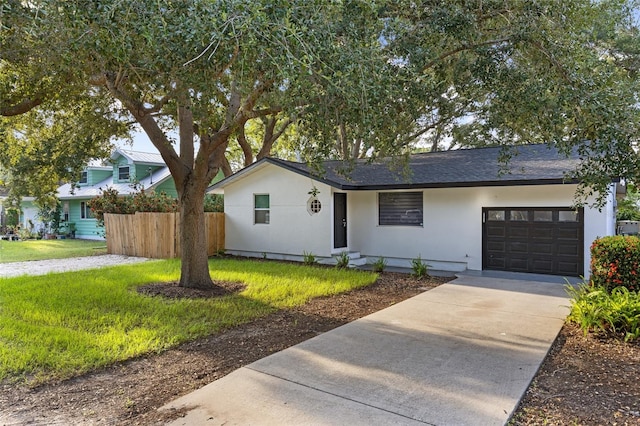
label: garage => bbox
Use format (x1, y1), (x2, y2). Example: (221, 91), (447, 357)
(482, 207), (584, 276)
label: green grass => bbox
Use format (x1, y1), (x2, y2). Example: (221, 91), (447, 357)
(0, 258), (377, 383)
(0, 239), (107, 263)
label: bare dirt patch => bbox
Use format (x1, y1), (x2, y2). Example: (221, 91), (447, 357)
(2, 272), (639, 425)
(511, 324), (640, 425)
(137, 281), (245, 299)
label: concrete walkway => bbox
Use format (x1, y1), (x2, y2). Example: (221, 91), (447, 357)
(160, 273), (572, 425)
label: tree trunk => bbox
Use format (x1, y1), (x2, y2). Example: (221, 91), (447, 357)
(177, 179), (214, 289)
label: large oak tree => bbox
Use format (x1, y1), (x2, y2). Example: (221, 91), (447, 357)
(1, 0), (639, 289)
(1, 0), (394, 288)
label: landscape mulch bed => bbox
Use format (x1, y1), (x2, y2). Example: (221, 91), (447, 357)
(1, 272), (639, 425)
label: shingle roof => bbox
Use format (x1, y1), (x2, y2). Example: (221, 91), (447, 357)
(211, 144), (586, 191)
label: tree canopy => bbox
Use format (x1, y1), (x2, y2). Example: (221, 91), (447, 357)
(1, 0), (639, 286)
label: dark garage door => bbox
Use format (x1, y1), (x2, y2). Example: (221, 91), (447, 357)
(482, 207), (584, 276)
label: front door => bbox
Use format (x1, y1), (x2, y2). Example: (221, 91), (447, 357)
(334, 193), (347, 248)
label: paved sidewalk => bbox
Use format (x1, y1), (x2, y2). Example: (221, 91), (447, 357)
(161, 274), (571, 425)
(0, 255), (150, 278)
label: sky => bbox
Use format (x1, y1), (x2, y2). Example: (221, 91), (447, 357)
(114, 130), (160, 154)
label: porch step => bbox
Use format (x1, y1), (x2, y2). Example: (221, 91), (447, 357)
(348, 257), (368, 267)
(346, 251), (367, 267)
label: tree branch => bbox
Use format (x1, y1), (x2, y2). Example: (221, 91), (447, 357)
(244, 106), (283, 120)
(0, 96), (44, 116)
(102, 73), (183, 181)
(236, 119), (254, 166)
(178, 98), (195, 167)
(143, 93), (174, 114)
(422, 37), (513, 72)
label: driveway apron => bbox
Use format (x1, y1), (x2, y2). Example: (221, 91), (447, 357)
(161, 274), (571, 426)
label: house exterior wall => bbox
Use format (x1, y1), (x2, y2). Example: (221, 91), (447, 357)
(69, 199), (104, 240)
(224, 165), (333, 258)
(88, 169), (112, 186)
(134, 164), (163, 184)
(349, 184), (612, 276)
(19, 199), (43, 232)
(154, 179), (178, 198)
(222, 163), (614, 276)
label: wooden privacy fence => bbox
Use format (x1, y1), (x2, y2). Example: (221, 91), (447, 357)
(104, 212), (225, 259)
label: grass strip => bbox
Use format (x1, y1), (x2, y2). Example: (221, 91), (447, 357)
(0, 239), (108, 263)
(0, 258), (376, 383)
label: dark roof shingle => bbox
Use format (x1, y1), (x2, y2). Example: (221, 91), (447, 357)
(212, 144), (585, 191)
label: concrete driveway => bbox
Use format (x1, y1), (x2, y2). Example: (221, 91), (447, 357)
(161, 273), (573, 425)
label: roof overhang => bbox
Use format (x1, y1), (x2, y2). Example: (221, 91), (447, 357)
(207, 156), (595, 194)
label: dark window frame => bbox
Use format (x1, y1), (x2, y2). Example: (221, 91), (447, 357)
(80, 201), (94, 219)
(118, 166), (130, 181)
(378, 192), (423, 227)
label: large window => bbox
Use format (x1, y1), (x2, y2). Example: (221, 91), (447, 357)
(378, 192), (423, 226)
(80, 201), (94, 219)
(254, 194), (270, 224)
(118, 166), (130, 181)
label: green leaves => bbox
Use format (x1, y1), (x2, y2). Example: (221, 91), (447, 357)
(567, 283), (640, 341)
(1, 0), (639, 209)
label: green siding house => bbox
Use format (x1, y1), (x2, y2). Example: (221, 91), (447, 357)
(57, 149), (178, 240)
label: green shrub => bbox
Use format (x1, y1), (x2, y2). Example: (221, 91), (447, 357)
(302, 251), (317, 266)
(335, 251), (350, 269)
(567, 283), (640, 341)
(616, 185), (640, 220)
(88, 187), (178, 225)
(5, 208), (19, 228)
(204, 194), (224, 212)
(590, 236), (640, 293)
(372, 257), (387, 273)
(17, 228), (35, 240)
(411, 255), (429, 278)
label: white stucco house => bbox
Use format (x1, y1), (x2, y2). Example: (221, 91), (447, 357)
(209, 144), (619, 278)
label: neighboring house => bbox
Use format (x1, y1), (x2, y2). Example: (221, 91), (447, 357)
(16, 197), (42, 232)
(209, 144), (619, 278)
(57, 149), (177, 240)
(0, 187), (43, 233)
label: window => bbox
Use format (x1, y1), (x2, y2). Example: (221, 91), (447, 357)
(118, 166), (130, 181)
(63, 202), (70, 222)
(307, 198), (322, 215)
(80, 201), (94, 219)
(487, 210), (505, 221)
(534, 210), (553, 222)
(79, 171), (88, 184)
(254, 194), (270, 224)
(510, 210), (528, 221)
(378, 192), (423, 226)
(559, 211), (579, 222)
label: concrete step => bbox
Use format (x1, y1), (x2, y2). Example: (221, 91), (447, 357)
(348, 257), (367, 267)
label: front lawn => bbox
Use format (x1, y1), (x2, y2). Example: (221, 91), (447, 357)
(0, 258), (377, 383)
(0, 239), (107, 263)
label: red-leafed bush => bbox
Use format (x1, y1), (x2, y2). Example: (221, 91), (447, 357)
(590, 236), (640, 293)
